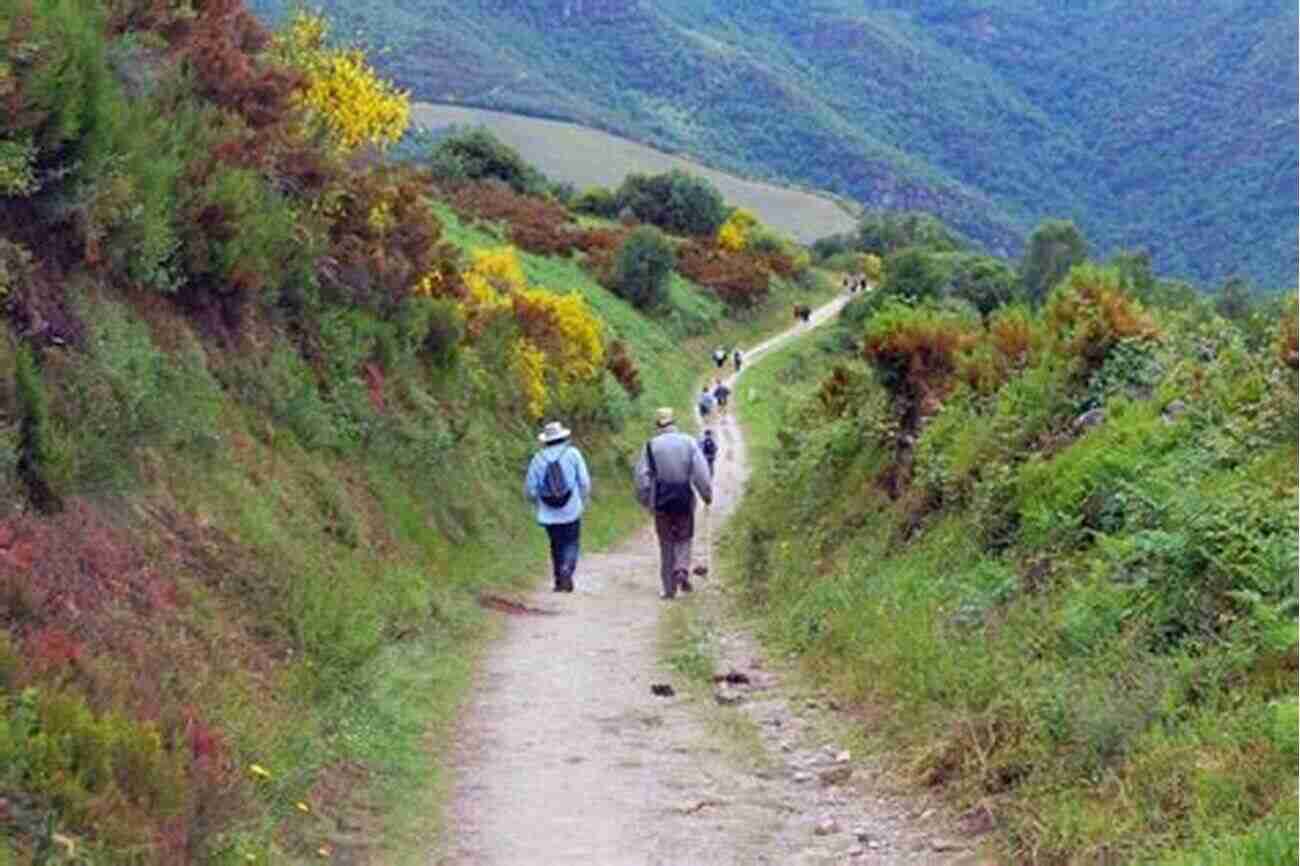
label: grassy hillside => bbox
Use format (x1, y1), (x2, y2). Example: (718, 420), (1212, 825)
(248, 0), (1298, 289)
(0, 3), (832, 861)
(409, 103), (859, 244)
(724, 257), (1298, 862)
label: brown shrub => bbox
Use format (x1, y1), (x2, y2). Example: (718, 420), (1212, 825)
(676, 240), (770, 309)
(444, 181), (586, 256)
(605, 339), (642, 398)
(1277, 293), (1298, 370)
(323, 165), (463, 312)
(1045, 264), (1159, 373)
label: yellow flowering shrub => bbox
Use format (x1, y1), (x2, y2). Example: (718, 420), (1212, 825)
(455, 245), (606, 418)
(272, 12), (410, 153)
(716, 208), (760, 252)
(860, 253), (883, 284)
(511, 337), (548, 420)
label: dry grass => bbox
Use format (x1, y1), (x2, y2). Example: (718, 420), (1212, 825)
(410, 103), (858, 244)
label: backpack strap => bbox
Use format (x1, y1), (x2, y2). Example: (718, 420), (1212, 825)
(644, 440), (658, 477)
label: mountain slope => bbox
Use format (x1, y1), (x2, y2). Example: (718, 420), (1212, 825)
(249, 0), (1298, 288)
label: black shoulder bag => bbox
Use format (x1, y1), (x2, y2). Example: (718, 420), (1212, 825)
(645, 440), (693, 515)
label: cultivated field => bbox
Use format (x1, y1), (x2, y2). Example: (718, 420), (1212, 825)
(410, 102), (860, 244)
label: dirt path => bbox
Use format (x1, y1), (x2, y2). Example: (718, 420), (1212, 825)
(434, 295), (989, 866)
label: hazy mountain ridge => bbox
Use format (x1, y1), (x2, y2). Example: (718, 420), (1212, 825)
(251, 0), (1299, 287)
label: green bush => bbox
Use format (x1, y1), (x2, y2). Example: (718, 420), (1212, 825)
(881, 246), (953, 301)
(946, 252), (1017, 316)
(611, 225), (674, 310)
(572, 185), (620, 219)
(616, 170), (726, 236)
(52, 296), (222, 492)
(428, 125), (548, 195)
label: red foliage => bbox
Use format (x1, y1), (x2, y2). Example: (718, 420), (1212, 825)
(0, 499), (257, 853)
(25, 625), (83, 675)
(172, 0), (300, 130)
(445, 181), (586, 257)
(676, 240), (770, 309)
(605, 339), (642, 398)
(324, 165), (464, 311)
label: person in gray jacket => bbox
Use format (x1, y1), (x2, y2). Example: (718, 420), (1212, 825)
(635, 407), (713, 599)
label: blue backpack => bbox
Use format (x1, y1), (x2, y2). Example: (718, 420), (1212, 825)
(539, 449), (573, 508)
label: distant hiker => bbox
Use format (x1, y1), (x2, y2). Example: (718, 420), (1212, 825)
(712, 346), (727, 369)
(697, 385), (715, 419)
(699, 429), (718, 475)
(635, 408), (713, 599)
(712, 379), (730, 412)
(732, 348), (743, 372)
(842, 274), (852, 295)
(794, 304), (812, 324)
(524, 421), (591, 592)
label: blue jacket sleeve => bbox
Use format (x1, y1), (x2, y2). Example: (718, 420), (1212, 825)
(574, 449), (592, 504)
(523, 454), (540, 502)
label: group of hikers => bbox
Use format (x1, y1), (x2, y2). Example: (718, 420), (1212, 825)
(524, 351), (743, 599)
(712, 345), (743, 371)
(842, 273), (870, 295)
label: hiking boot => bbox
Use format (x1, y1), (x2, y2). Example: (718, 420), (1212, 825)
(659, 591), (675, 601)
(677, 576), (694, 593)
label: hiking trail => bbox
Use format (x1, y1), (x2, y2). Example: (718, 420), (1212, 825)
(433, 296), (992, 866)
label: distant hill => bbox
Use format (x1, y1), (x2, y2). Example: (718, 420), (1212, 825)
(249, 0), (1299, 288)
(409, 103), (859, 243)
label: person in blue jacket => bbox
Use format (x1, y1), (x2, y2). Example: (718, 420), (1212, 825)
(524, 421), (592, 592)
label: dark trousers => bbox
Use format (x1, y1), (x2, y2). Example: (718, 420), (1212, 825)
(653, 509), (695, 597)
(544, 520), (581, 590)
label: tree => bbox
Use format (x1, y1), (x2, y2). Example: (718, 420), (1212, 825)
(882, 247), (951, 300)
(428, 126), (547, 195)
(1020, 219), (1087, 304)
(612, 227), (675, 309)
(856, 210), (963, 256)
(1214, 274), (1253, 321)
(948, 253), (1016, 316)
(616, 170), (726, 236)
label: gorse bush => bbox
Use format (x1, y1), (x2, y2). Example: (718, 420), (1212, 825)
(272, 10), (409, 153)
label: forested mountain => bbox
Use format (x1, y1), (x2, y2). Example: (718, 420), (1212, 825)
(249, 0), (1299, 289)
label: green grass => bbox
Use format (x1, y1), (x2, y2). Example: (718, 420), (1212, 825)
(718, 294), (1299, 864)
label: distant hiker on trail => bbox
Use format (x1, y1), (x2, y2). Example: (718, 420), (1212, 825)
(712, 379), (730, 413)
(697, 385), (715, 419)
(732, 348), (743, 372)
(635, 408), (713, 600)
(794, 304), (812, 324)
(699, 429), (718, 475)
(524, 421), (591, 592)
(712, 346), (727, 369)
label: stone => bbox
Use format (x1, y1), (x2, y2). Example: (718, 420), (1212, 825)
(818, 765), (853, 786)
(835, 750), (851, 763)
(813, 817), (840, 836)
(714, 687), (744, 706)
(1161, 399), (1188, 424)
(1073, 407), (1106, 431)
(793, 771), (813, 783)
(931, 838), (965, 852)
